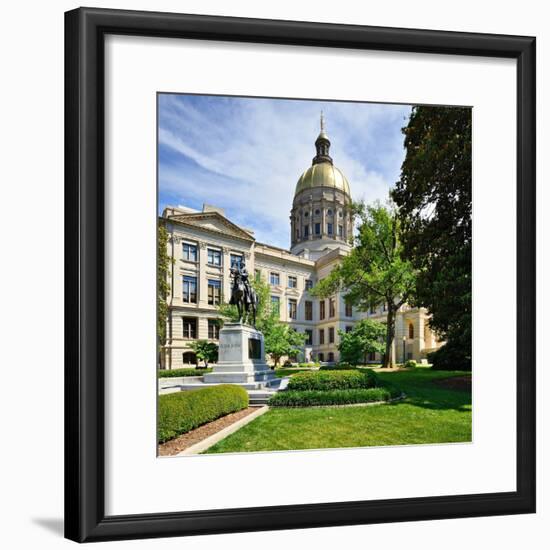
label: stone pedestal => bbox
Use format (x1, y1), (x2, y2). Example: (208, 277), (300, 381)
(203, 323), (276, 386)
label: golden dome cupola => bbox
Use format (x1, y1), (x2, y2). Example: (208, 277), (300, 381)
(290, 113), (353, 258)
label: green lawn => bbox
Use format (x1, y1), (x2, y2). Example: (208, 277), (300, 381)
(204, 368), (471, 453)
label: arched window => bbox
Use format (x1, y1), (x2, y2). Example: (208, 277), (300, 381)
(408, 323), (414, 339)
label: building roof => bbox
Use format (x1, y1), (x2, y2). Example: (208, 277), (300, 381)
(295, 162), (351, 196)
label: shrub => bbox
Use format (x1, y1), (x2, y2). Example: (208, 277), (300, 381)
(158, 385), (248, 443)
(404, 360), (417, 369)
(269, 387), (398, 407)
(287, 370), (378, 391)
(296, 362), (318, 369)
(428, 341), (472, 371)
(158, 368), (212, 378)
(319, 362), (356, 371)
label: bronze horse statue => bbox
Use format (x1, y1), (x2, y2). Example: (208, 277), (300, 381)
(229, 264), (258, 327)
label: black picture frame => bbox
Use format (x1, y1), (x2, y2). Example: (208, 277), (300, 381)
(65, 7), (536, 543)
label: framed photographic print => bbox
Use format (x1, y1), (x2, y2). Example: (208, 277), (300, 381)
(65, 7), (536, 543)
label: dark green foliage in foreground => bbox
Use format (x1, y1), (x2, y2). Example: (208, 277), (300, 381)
(158, 385), (248, 443)
(428, 339), (471, 371)
(392, 106), (472, 370)
(269, 387), (398, 407)
(205, 368), (471, 453)
(287, 369), (378, 391)
(158, 368), (212, 378)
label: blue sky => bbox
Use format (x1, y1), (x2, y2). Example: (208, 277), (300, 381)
(158, 94), (412, 249)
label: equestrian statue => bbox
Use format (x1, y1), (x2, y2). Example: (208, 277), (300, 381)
(229, 262), (258, 327)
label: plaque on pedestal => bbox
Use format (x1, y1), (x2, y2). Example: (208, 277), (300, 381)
(203, 323), (276, 387)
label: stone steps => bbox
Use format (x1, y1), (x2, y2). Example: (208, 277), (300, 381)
(247, 389), (277, 406)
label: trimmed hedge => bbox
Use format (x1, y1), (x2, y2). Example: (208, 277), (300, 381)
(269, 387), (398, 407)
(158, 385), (248, 443)
(404, 360), (417, 369)
(158, 368), (212, 378)
(287, 369), (378, 391)
(319, 362), (356, 371)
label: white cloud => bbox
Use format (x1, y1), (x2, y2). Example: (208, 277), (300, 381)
(158, 95), (411, 249)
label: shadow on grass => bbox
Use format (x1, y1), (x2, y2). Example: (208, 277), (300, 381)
(377, 369), (472, 413)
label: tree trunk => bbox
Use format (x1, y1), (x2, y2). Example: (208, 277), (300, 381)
(383, 307), (396, 369)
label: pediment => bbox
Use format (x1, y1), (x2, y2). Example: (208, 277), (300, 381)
(170, 212), (255, 242)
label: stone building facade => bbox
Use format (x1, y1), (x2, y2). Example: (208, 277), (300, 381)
(160, 117), (442, 369)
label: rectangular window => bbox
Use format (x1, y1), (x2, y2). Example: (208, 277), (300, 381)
(207, 248), (221, 266)
(271, 295), (280, 315)
(305, 300), (313, 321)
(305, 279), (313, 291)
(368, 351), (376, 361)
(319, 328), (325, 345)
(345, 325), (353, 333)
(345, 302), (353, 317)
(182, 317), (197, 339)
(230, 254), (243, 269)
(327, 222), (333, 235)
(328, 352), (335, 362)
(329, 298), (336, 318)
(270, 272), (280, 286)
(288, 275), (297, 288)
(208, 319), (220, 340)
(338, 225), (344, 237)
(305, 329), (313, 345)
(288, 299), (297, 320)
(369, 304), (376, 314)
(182, 276), (197, 303)
(182, 242), (197, 262)
(207, 279), (221, 305)
(319, 299), (326, 320)
(304, 225), (309, 237)
(329, 327), (335, 344)
(315, 222), (321, 235)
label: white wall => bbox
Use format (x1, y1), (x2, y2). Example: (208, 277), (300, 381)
(0, 0), (547, 548)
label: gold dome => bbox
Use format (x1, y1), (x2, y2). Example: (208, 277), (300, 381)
(295, 162), (351, 196)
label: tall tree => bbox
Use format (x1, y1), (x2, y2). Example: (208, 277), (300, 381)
(157, 222), (171, 366)
(338, 319), (386, 365)
(312, 202), (416, 368)
(391, 106), (472, 370)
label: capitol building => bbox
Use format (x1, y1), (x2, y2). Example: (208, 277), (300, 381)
(160, 117), (442, 369)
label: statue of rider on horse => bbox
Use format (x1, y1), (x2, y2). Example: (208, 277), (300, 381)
(229, 262), (258, 327)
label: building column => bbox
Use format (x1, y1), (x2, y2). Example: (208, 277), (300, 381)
(415, 313), (425, 359)
(198, 242), (208, 308)
(222, 247), (231, 301)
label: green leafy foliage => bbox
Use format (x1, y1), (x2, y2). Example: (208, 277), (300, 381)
(269, 387), (396, 407)
(427, 339), (471, 371)
(311, 203), (416, 368)
(392, 106), (472, 370)
(158, 368), (212, 378)
(158, 385), (248, 443)
(287, 369), (378, 391)
(319, 362), (356, 370)
(337, 319), (386, 365)
(157, 222), (171, 353)
(188, 340), (219, 367)
(263, 321), (307, 366)
(404, 360), (417, 369)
